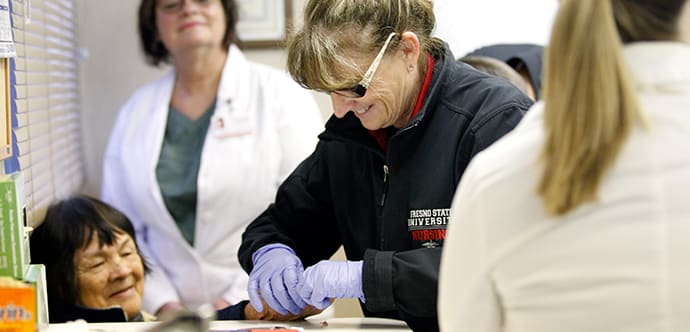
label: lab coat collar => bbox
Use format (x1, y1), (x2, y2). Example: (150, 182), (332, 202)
(215, 44), (248, 114)
(623, 42), (690, 91)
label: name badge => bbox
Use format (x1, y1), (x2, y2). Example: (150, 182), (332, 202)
(211, 98), (253, 138)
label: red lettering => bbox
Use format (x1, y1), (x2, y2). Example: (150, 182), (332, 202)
(410, 229), (447, 241)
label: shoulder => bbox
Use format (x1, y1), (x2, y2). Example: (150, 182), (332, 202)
(228, 58), (319, 118)
(221, 49), (321, 128)
(226, 46), (305, 93)
(107, 72), (172, 147)
(246, 61), (311, 96)
(437, 59), (533, 121)
(225, 59), (316, 114)
(126, 72), (174, 105)
(463, 102), (545, 191)
(117, 71), (173, 121)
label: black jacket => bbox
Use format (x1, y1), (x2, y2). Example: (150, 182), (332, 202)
(239, 46), (532, 332)
(48, 301), (128, 323)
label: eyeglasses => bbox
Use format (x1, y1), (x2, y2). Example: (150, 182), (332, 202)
(157, 0), (213, 13)
(331, 32), (398, 98)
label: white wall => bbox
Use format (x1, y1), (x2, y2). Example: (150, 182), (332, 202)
(433, 0), (558, 57)
(78, 0), (163, 196)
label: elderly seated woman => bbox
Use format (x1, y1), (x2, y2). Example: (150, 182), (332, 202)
(30, 195), (318, 323)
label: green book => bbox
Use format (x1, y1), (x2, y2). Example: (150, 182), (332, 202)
(0, 172), (27, 279)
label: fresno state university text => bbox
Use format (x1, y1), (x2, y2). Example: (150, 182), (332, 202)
(407, 208), (450, 248)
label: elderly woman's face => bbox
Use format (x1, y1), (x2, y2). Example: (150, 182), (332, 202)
(74, 232), (145, 320)
(330, 34), (422, 130)
(154, 0), (227, 56)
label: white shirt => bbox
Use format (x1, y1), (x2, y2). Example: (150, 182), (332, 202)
(439, 42), (690, 332)
(102, 45), (323, 312)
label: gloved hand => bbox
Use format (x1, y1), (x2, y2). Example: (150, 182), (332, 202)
(248, 243), (307, 315)
(297, 260), (365, 309)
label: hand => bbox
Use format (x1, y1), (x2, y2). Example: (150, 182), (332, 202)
(155, 301), (187, 320)
(213, 298), (231, 310)
(248, 244), (307, 315)
(298, 260), (364, 309)
(244, 298), (323, 321)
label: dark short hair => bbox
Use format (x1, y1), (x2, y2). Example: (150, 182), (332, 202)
(459, 55), (532, 97)
(30, 195), (150, 307)
(138, 0), (239, 66)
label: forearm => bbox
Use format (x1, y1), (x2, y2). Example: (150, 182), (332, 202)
(240, 301), (323, 321)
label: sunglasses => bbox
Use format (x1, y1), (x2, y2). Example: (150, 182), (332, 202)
(331, 32), (399, 98)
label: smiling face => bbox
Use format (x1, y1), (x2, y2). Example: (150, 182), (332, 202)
(74, 232), (145, 320)
(154, 0), (227, 56)
(329, 32), (424, 130)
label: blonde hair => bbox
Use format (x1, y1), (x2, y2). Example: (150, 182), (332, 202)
(539, 0), (687, 215)
(287, 0), (445, 92)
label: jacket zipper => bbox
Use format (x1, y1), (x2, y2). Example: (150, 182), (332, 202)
(380, 164), (389, 207)
(378, 121), (417, 208)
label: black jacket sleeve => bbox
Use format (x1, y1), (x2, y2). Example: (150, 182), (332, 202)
(215, 300), (250, 320)
(363, 248), (442, 321)
(238, 145), (342, 272)
(49, 301), (127, 323)
(362, 248), (441, 331)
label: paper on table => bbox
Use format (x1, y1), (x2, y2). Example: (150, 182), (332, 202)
(212, 327), (304, 332)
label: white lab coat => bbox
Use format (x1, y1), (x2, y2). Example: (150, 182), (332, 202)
(439, 42), (690, 332)
(102, 45), (323, 313)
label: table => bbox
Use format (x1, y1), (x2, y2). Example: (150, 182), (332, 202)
(43, 317), (412, 332)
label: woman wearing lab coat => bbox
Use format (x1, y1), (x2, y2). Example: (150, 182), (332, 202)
(439, 0), (690, 331)
(101, 0), (322, 316)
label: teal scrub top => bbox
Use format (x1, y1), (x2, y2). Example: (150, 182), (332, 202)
(156, 102), (215, 245)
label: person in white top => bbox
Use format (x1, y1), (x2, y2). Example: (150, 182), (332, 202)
(439, 0), (690, 331)
(101, 0), (323, 317)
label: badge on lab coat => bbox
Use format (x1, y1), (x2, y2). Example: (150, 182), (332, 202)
(211, 98), (253, 138)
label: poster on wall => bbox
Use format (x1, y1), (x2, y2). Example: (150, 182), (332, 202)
(0, 58), (10, 160)
(235, 0), (291, 49)
(0, 0), (15, 58)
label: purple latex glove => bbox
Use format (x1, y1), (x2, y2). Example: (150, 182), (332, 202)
(248, 243), (307, 315)
(297, 260), (365, 310)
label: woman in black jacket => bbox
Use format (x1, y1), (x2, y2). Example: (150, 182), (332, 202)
(238, 0), (533, 331)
